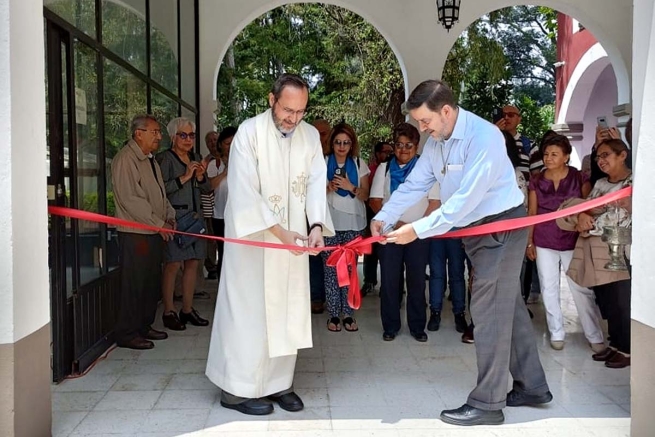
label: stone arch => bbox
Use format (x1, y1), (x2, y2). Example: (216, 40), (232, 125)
(557, 43), (614, 125)
(444, 0), (630, 110)
(208, 1), (409, 109)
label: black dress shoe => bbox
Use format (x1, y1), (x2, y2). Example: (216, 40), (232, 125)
(145, 328), (168, 341)
(382, 331), (397, 341)
(117, 337), (154, 350)
(440, 404), (504, 426)
(162, 311), (186, 331)
(206, 271), (218, 280)
(506, 389), (553, 407)
(267, 391), (304, 412)
(454, 312), (468, 333)
(411, 331), (428, 342)
(179, 308), (209, 326)
(461, 323), (474, 344)
(592, 347), (617, 362)
(361, 282), (375, 297)
(427, 310), (441, 331)
(220, 398), (274, 415)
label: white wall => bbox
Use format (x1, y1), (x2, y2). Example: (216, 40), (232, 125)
(631, 0), (655, 330)
(566, 64), (618, 167)
(0, 0), (49, 344)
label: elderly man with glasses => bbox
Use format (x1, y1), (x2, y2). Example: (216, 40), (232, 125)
(111, 114), (176, 350)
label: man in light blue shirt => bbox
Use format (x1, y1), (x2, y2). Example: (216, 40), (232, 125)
(372, 80), (551, 426)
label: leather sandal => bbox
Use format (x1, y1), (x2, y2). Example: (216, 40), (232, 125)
(327, 317), (341, 332)
(343, 317), (358, 332)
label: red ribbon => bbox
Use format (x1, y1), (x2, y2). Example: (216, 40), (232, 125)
(325, 236), (373, 310)
(47, 186), (631, 311)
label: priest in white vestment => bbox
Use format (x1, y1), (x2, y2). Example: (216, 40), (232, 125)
(206, 73), (334, 416)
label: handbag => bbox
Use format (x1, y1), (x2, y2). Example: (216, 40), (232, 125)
(175, 211), (206, 248)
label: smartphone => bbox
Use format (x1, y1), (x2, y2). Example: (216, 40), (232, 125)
(492, 107), (504, 124)
(597, 116), (608, 128)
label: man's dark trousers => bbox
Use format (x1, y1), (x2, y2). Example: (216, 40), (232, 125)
(115, 232), (163, 343)
(462, 206), (549, 410)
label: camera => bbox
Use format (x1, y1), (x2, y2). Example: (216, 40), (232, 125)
(334, 168), (343, 177)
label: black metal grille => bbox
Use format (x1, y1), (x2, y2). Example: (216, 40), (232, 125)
(72, 268), (121, 374)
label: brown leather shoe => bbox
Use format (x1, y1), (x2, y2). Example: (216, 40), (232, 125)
(145, 328), (168, 341)
(163, 311), (186, 331)
(117, 337), (154, 350)
(592, 347), (617, 362)
(605, 352), (630, 368)
(179, 308), (209, 326)
(311, 301), (325, 314)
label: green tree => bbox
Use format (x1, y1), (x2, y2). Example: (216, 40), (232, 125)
(216, 4), (405, 160)
(443, 5), (558, 141)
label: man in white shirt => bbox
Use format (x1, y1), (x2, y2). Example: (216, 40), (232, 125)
(372, 80), (551, 426)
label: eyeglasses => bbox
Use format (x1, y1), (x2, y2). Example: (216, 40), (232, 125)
(394, 142), (415, 150)
(137, 128), (162, 135)
(378, 149), (393, 155)
(595, 152), (614, 162)
(503, 112), (519, 118)
(176, 132), (196, 140)
(333, 139), (352, 147)
(275, 101), (307, 118)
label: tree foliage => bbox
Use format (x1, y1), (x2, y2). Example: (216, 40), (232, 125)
(216, 4), (404, 159)
(443, 5), (558, 141)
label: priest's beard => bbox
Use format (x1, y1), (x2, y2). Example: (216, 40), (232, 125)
(272, 112), (300, 135)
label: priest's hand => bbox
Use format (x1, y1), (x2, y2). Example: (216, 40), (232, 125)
(384, 223), (418, 245)
(307, 226), (324, 256)
(271, 225), (307, 256)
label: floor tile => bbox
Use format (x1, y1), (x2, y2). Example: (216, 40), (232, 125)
(52, 411), (88, 436)
(52, 391), (106, 412)
(110, 374), (172, 391)
(141, 409), (210, 433)
(166, 373), (217, 390)
(154, 389), (218, 409)
(94, 390), (162, 411)
(73, 411), (149, 434)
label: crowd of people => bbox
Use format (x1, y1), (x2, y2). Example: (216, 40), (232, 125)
(110, 73), (632, 426)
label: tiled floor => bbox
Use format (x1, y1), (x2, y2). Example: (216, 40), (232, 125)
(52, 270), (630, 437)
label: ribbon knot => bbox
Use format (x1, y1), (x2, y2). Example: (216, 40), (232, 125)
(325, 236), (374, 310)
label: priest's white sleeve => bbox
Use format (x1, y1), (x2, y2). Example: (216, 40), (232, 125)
(227, 123), (279, 238)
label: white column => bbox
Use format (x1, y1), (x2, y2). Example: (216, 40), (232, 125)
(0, 0), (51, 435)
(631, 1), (655, 436)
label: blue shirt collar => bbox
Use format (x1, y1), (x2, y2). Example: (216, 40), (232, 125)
(448, 107), (466, 141)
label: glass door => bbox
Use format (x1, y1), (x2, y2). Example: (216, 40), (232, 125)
(46, 19), (75, 383)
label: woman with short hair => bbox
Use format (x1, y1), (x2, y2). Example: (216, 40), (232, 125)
(528, 134), (604, 352)
(157, 117), (213, 331)
(370, 123), (440, 342)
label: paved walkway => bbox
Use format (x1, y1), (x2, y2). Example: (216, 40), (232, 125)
(52, 271), (630, 436)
